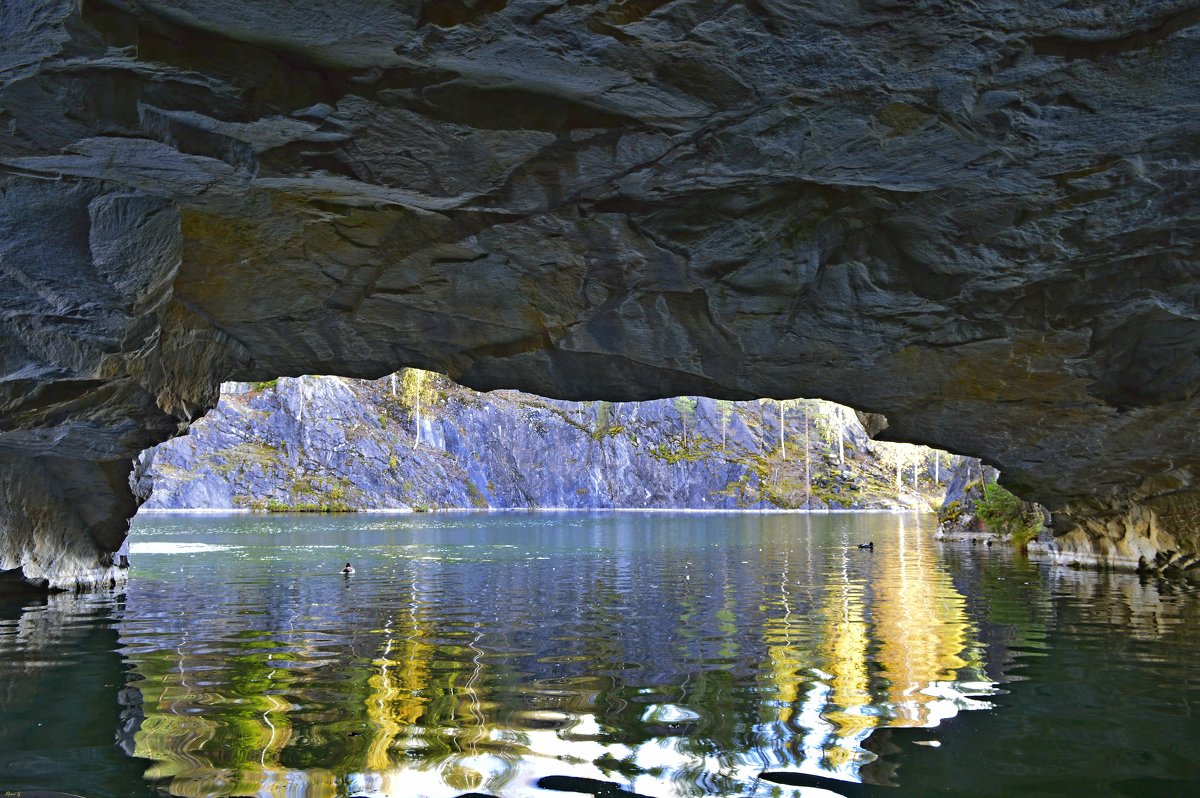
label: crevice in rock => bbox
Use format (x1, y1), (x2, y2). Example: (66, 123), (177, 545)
(418, 0), (509, 29)
(1031, 7), (1200, 60)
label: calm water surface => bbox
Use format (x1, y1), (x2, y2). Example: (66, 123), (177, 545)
(2, 512), (1199, 798)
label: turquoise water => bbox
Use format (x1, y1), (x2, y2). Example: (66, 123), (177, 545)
(2, 511), (1199, 797)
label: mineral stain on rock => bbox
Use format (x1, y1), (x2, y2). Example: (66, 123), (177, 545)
(138, 374), (946, 513)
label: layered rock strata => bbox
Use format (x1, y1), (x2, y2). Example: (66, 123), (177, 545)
(138, 375), (943, 512)
(1031, 492), (1200, 577)
(2, 2), (1200, 587)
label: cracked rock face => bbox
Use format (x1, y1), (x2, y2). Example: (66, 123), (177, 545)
(2, 1), (1199, 588)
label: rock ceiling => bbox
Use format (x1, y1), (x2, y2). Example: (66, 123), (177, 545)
(1, 1), (1199, 586)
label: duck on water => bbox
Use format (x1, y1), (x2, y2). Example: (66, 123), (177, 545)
(341, 562), (355, 575)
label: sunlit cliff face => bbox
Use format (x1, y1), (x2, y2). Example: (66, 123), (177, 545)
(3, 1), (1200, 587)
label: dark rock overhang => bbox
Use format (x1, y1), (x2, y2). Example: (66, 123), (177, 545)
(2, 0), (1199, 587)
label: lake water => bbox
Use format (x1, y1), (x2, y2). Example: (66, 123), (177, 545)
(2, 511), (1199, 798)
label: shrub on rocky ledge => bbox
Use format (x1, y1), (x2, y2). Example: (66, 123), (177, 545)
(976, 483), (1043, 548)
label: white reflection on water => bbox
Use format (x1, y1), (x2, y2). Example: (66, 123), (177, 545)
(8, 511), (1200, 798)
(129, 541), (242, 554)
(114, 512), (1006, 797)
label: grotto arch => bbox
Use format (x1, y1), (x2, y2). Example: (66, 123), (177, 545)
(2, 0), (1200, 588)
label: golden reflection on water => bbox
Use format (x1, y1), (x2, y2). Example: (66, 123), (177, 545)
(365, 575), (433, 770)
(871, 515), (986, 727)
(11, 515), (1200, 798)
(814, 544), (873, 771)
(760, 514), (988, 781)
(123, 514), (995, 798)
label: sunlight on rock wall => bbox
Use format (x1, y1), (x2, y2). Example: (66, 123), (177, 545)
(139, 372), (960, 514)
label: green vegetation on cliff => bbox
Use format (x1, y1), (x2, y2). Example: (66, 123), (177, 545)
(976, 483), (1043, 548)
(142, 372), (958, 513)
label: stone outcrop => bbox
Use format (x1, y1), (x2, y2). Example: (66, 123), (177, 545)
(935, 457), (996, 538)
(936, 455), (1049, 544)
(1031, 491), (1200, 578)
(138, 374), (940, 512)
(2, 2), (1200, 587)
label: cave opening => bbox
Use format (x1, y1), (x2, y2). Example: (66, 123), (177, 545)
(5, 0), (1200, 791)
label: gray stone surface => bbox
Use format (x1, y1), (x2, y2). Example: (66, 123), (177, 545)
(934, 456), (1001, 537)
(2, 1), (1200, 586)
(140, 375), (919, 513)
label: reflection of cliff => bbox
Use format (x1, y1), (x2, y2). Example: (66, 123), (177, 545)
(758, 515), (991, 783)
(117, 514), (1008, 797)
(815, 547), (874, 772)
(364, 575), (433, 772)
(16, 514), (1200, 798)
(1045, 566), (1196, 642)
(871, 515), (986, 727)
(0, 594), (150, 797)
(363, 568), (531, 798)
(131, 643), (321, 797)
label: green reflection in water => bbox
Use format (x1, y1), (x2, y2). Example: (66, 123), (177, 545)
(4, 511), (1200, 798)
(114, 512), (994, 797)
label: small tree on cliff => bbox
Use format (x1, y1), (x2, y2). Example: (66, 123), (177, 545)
(674, 396), (698, 447)
(874, 441), (907, 503)
(835, 405), (845, 467)
(716, 399), (734, 452)
(803, 403), (811, 504)
(976, 482), (1043, 548)
(594, 401), (614, 437)
(400, 369), (438, 448)
(777, 399), (787, 459)
(897, 448), (906, 499)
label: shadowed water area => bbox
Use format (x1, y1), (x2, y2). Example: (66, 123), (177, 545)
(2, 512), (1199, 797)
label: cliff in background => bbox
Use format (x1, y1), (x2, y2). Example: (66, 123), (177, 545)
(137, 373), (953, 513)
